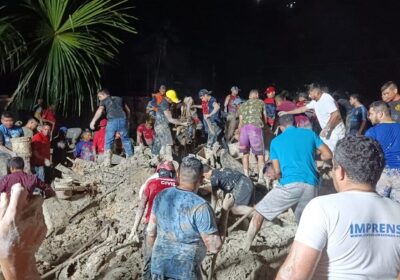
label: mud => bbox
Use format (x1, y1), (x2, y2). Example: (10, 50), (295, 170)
(34, 148), (331, 280)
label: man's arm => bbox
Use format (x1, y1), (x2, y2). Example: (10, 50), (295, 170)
(358, 120), (367, 136)
(272, 160), (281, 180)
(200, 194), (234, 253)
(164, 110), (187, 126)
(124, 104), (131, 119)
(278, 106), (308, 116)
(136, 130), (143, 145)
(35, 177), (55, 197)
(263, 105), (268, 125)
(321, 110), (341, 137)
(90, 107), (105, 129)
(206, 102), (220, 118)
(224, 96), (230, 113)
(146, 213), (157, 249)
(317, 144), (332, 162)
(358, 107), (368, 136)
(238, 115), (243, 130)
(275, 241), (322, 280)
(0, 145), (13, 156)
(130, 195), (148, 240)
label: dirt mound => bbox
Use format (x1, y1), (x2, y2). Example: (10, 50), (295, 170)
(37, 151), (299, 279)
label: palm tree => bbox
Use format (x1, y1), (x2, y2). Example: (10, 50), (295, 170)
(0, 0), (136, 114)
(0, 6), (25, 74)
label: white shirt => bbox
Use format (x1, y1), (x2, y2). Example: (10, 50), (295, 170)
(296, 191), (400, 280)
(306, 93), (338, 129)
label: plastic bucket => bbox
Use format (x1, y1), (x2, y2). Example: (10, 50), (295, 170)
(10, 137), (32, 157)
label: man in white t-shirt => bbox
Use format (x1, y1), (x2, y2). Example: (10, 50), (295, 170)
(279, 83), (345, 151)
(276, 135), (400, 280)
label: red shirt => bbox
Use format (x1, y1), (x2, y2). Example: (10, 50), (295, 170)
(201, 100), (209, 114)
(143, 177), (177, 223)
(227, 95), (238, 113)
(41, 109), (56, 123)
(31, 132), (51, 166)
(0, 170), (54, 197)
(137, 124), (154, 142)
(277, 100), (311, 128)
(93, 128), (106, 154)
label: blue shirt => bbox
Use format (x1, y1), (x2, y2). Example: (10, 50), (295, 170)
(0, 125), (24, 149)
(74, 140), (94, 161)
(270, 126), (323, 186)
(349, 105), (368, 135)
(365, 123), (400, 168)
(151, 187), (218, 280)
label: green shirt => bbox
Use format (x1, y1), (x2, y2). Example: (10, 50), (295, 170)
(239, 99), (265, 127)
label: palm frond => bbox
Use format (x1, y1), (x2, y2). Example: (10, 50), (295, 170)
(0, 6), (26, 73)
(12, 0), (137, 114)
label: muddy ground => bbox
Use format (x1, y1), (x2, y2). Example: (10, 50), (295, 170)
(34, 149), (333, 280)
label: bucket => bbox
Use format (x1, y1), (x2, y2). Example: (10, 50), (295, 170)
(10, 137), (32, 157)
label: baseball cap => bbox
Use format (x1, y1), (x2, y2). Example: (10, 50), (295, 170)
(231, 86), (240, 92)
(198, 89), (212, 97)
(265, 86), (276, 94)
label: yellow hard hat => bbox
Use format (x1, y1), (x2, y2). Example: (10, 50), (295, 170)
(166, 90), (181, 104)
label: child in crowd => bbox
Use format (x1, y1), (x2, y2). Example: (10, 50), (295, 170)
(74, 129), (94, 161)
(264, 86), (277, 127)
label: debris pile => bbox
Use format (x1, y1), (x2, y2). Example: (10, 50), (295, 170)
(37, 149), (298, 280)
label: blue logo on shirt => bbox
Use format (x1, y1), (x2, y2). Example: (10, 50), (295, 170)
(350, 223), (400, 237)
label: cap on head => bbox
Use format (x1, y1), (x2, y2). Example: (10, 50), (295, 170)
(59, 126), (68, 134)
(265, 86), (276, 94)
(166, 90), (181, 103)
(156, 160), (175, 172)
(198, 89), (212, 98)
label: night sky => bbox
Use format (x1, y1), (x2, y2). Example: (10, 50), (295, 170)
(2, 0), (400, 103)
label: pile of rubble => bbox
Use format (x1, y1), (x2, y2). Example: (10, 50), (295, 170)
(36, 149), (299, 279)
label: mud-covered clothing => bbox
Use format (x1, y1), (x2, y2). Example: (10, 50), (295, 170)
(143, 177), (177, 223)
(150, 187), (218, 280)
(100, 96), (126, 120)
(211, 168), (254, 205)
(226, 95), (238, 113)
(206, 97), (222, 125)
(0, 170), (55, 197)
(239, 124), (264, 155)
(264, 97), (276, 127)
(239, 99), (265, 128)
(152, 99), (173, 155)
(388, 100), (400, 123)
(74, 140), (94, 161)
(0, 124), (23, 150)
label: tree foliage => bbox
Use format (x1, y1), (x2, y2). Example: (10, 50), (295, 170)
(0, 0), (136, 114)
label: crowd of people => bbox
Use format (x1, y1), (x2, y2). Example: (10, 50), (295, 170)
(0, 80), (399, 279)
